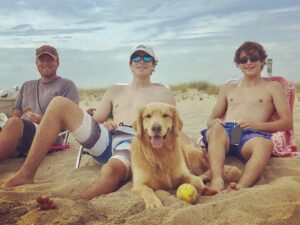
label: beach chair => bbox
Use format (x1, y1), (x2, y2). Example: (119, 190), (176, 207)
(48, 130), (70, 152)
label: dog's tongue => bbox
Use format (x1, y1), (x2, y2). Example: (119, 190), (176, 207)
(151, 136), (164, 148)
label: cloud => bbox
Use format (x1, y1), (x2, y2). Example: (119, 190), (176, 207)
(0, 0), (299, 89)
(0, 27), (105, 36)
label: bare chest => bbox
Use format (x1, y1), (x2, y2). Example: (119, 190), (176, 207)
(227, 87), (272, 107)
(113, 90), (162, 113)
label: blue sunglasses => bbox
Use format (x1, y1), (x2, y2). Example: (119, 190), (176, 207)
(131, 55), (154, 63)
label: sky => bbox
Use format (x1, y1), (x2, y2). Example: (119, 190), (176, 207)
(0, 0), (299, 89)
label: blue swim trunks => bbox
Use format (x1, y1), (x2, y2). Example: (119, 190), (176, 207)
(201, 122), (272, 159)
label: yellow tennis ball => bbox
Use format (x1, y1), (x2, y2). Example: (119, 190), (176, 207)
(176, 183), (198, 204)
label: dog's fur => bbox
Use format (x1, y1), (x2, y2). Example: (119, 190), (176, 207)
(131, 102), (241, 208)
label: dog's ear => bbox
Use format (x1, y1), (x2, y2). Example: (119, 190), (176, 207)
(133, 107), (144, 138)
(171, 107), (183, 135)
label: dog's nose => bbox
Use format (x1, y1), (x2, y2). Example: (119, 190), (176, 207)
(151, 124), (162, 134)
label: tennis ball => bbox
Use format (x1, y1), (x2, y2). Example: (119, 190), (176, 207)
(176, 183), (198, 204)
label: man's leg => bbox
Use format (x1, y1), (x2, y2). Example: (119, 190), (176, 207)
(73, 159), (128, 200)
(0, 117), (23, 160)
(230, 137), (273, 189)
(3, 96), (84, 187)
(204, 124), (229, 195)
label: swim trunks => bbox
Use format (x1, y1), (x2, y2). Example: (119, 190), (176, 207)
(16, 119), (36, 157)
(71, 111), (135, 179)
(201, 122), (272, 159)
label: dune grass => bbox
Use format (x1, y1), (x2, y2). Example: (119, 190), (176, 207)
(170, 81), (220, 95)
(79, 81), (299, 100)
(78, 81), (220, 99)
(296, 82), (300, 93)
(79, 88), (106, 101)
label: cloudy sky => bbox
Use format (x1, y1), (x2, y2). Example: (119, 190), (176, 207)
(0, 0), (299, 89)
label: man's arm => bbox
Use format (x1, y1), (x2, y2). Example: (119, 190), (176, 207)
(93, 86), (115, 123)
(207, 84), (228, 127)
(260, 82), (292, 132)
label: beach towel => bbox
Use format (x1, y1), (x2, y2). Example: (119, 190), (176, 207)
(267, 76), (299, 157)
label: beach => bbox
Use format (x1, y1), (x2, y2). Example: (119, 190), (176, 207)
(0, 90), (299, 225)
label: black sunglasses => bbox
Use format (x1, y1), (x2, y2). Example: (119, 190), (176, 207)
(238, 55), (260, 64)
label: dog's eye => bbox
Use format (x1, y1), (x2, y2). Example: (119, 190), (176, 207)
(145, 114), (151, 118)
(162, 114), (169, 118)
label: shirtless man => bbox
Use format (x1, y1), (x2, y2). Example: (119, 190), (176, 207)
(201, 41), (292, 194)
(3, 45), (175, 201)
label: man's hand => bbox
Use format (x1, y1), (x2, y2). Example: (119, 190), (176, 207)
(103, 120), (117, 132)
(207, 118), (223, 128)
(26, 111), (42, 124)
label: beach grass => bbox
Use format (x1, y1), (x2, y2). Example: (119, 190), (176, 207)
(296, 82), (300, 93)
(170, 81), (220, 95)
(78, 81), (220, 100)
(78, 81), (299, 101)
(79, 88), (106, 101)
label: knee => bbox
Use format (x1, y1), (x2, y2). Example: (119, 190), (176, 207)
(207, 123), (227, 142)
(250, 139), (273, 158)
(5, 117), (23, 129)
(262, 140), (274, 156)
(46, 96), (76, 118)
(100, 160), (127, 180)
(48, 96), (71, 109)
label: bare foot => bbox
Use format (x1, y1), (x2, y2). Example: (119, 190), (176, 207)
(202, 187), (218, 196)
(2, 172), (34, 188)
(228, 182), (243, 190)
(202, 177), (224, 196)
(36, 196), (57, 210)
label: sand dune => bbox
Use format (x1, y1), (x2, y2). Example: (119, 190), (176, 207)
(1, 91), (299, 225)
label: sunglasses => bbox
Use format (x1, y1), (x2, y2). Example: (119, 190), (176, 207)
(131, 55), (154, 63)
(238, 55), (260, 64)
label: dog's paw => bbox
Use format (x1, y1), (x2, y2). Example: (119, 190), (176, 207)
(223, 165), (242, 182)
(145, 196), (163, 208)
(188, 176), (206, 193)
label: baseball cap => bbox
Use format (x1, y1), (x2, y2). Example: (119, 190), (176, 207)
(36, 45), (58, 59)
(130, 44), (158, 62)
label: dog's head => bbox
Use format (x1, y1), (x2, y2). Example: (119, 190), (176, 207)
(133, 102), (183, 149)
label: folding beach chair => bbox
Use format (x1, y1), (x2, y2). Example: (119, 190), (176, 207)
(48, 130), (70, 152)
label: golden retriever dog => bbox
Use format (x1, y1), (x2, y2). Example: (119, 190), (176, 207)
(131, 102), (241, 208)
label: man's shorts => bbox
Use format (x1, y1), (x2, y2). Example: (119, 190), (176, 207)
(201, 122), (272, 159)
(16, 119), (36, 157)
(71, 111), (134, 179)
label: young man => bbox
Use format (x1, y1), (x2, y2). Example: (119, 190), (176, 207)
(0, 45), (79, 161)
(201, 41), (292, 194)
(3, 45), (176, 201)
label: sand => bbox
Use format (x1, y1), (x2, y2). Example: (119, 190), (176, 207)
(0, 90), (299, 225)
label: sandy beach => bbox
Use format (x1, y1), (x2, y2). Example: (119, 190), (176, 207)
(0, 90), (299, 225)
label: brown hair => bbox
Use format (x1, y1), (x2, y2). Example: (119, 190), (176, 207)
(234, 41), (267, 70)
